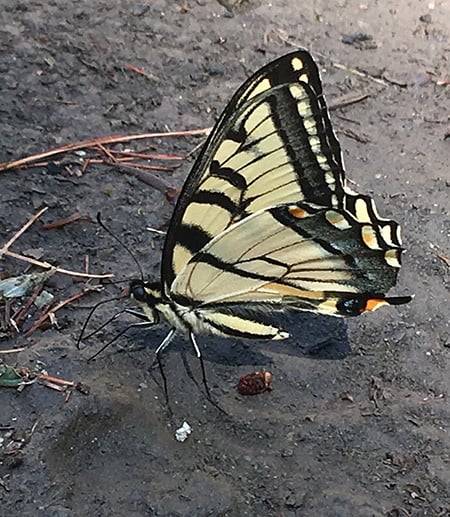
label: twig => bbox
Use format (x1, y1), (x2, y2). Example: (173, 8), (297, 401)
(35, 372), (75, 387)
(0, 347), (27, 354)
(112, 162), (176, 172)
(340, 127), (371, 143)
(96, 143), (117, 163)
(0, 207), (48, 253)
(184, 138), (207, 159)
(1, 208), (113, 280)
(107, 161), (173, 194)
(270, 31), (389, 87)
(0, 128), (211, 172)
(41, 212), (92, 230)
(107, 150), (185, 161)
(12, 283), (44, 325)
(437, 253), (450, 268)
(3, 249), (113, 280)
(24, 286), (103, 336)
(39, 380), (66, 391)
(328, 91), (370, 111)
(382, 72), (408, 87)
(123, 62), (159, 82)
(331, 62), (388, 87)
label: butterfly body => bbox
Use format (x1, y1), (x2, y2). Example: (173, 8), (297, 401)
(130, 49), (411, 348)
(131, 279), (288, 340)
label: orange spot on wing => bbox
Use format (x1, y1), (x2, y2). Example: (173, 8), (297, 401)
(288, 206), (308, 219)
(364, 298), (388, 312)
(361, 226), (379, 249)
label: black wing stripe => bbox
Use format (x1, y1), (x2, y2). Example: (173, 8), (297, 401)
(210, 161), (247, 190)
(270, 205), (345, 257)
(191, 251), (280, 282)
(176, 225), (211, 255)
(191, 191), (237, 214)
(270, 87), (342, 207)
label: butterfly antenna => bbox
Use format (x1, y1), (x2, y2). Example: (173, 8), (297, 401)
(96, 212), (144, 280)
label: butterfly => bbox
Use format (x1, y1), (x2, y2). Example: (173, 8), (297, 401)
(129, 49), (411, 357)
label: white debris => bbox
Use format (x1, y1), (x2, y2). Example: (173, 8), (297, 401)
(175, 421), (192, 442)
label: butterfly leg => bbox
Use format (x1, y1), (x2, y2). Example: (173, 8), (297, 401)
(188, 332), (228, 415)
(189, 332), (211, 397)
(155, 328), (177, 355)
(151, 328), (177, 410)
(87, 321), (154, 361)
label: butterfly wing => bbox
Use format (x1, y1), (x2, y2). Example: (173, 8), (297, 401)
(162, 50), (349, 292)
(160, 49), (410, 334)
(170, 201), (407, 310)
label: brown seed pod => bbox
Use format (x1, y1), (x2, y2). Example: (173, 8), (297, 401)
(238, 370), (273, 395)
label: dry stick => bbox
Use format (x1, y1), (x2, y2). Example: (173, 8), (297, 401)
(96, 143), (117, 163)
(77, 157), (176, 171)
(114, 162), (176, 172)
(123, 62), (159, 82)
(107, 161), (173, 194)
(331, 62), (388, 87)
(17, 153), (185, 171)
(275, 33), (389, 88)
(184, 138), (208, 159)
(24, 287), (102, 336)
(0, 208), (113, 279)
(3, 249), (112, 280)
(340, 127), (371, 144)
(0, 347), (27, 354)
(41, 212), (92, 230)
(1, 207), (48, 253)
(35, 372), (75, 387)
(328, 91), (370, 111)
(107, 150), (185, 160)
(39, 380), (66, 392)
(437, 253), (450, 268)
(0, 128), (211, 172)
(12, 283), (44, 326)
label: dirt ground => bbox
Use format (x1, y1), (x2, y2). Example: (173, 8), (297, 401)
(1, 0), (449, 515)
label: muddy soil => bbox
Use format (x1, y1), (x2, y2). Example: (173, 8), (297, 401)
(1, 1), (449, 516)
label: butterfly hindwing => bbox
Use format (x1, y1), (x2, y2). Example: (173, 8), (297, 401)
(170, 202), (403, 315)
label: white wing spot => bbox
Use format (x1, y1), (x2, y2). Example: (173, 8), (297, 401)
(291, 57), (304, 71)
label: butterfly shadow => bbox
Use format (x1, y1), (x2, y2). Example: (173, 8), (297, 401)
(197, 312), (351, 368)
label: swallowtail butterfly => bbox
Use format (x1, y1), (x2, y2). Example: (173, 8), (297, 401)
(130, 49), (411, 356)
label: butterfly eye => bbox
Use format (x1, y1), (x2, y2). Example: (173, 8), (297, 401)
(130, 282), (147, 302)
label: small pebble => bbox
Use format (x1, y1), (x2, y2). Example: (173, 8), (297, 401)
(342, 32), (373, 45)
(419, 14), (432, 23)
(132, 4), (149, 16)
(208, 64), (225, 76)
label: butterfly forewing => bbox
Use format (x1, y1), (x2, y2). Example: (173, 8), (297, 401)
(162, 50), (348, 292)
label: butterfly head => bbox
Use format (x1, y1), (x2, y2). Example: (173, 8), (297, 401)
(130, 279), (164, 324)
